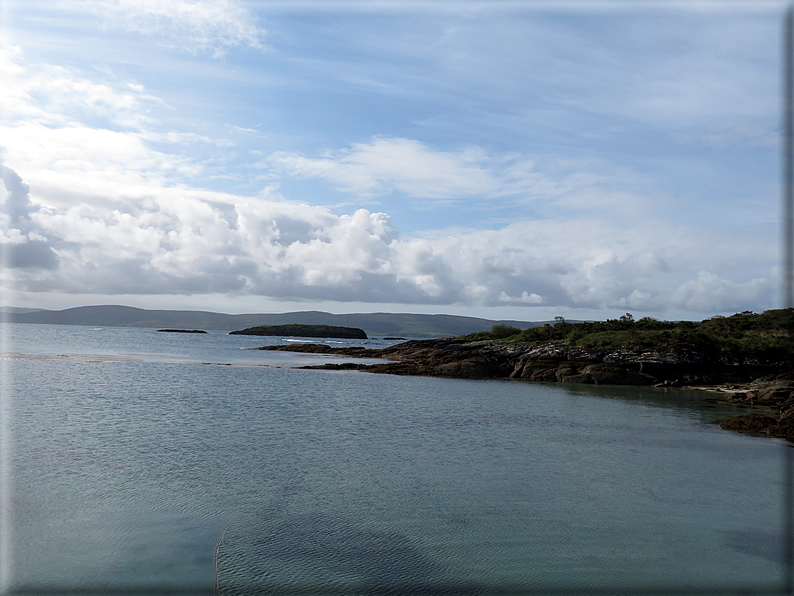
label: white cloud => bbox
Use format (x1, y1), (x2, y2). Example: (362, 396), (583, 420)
(0, 162), (59, 270)
(86, 0), (265, 57)
(267, 138), (500, 199)
(0, 153), (778, 316)
(264, 139), (658, 222)
(0, 39), (778, 318)
(499, 291), (543, 304)
(671, 271), (774, 313)
(0, 41), (163, 131)
(33, 74), (160, 129)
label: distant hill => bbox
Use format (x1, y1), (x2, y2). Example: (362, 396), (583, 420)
(4, 305), (546, 339)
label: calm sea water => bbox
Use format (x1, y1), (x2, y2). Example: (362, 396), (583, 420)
(1, 323), (790, 595)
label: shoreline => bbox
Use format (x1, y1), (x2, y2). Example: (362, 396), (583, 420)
(255, 337), (794, 442)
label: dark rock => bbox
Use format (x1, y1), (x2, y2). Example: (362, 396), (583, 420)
(555, 366), (575, 382)
(780, 406), (794, 420)
(437, 358), (491, 379)
(720, 414), (794, 442)
(559, 372), (592, 384)
(298, 362), (366, 371)
(625, 371), (656, 386)
(720, 415), (779, 435)
(583, 364), (629, 385)
(702, 374), (725, 385)
(531, 369), (559, 382)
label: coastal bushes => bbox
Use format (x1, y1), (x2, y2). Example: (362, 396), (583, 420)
(490, 324), (522, 339)
(485, 309), (794, 362)
(464, 323), (522, 340)
(462, 310), (793, 364)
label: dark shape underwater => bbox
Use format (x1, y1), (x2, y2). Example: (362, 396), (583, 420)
(720, 528), (793, 565)
(215, 513), (482, 595)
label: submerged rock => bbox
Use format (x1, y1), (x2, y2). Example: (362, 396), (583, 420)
(719, 414), (794, 442)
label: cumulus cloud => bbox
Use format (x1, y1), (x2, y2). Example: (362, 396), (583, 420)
(0, 163), (59, 270)
(0, 40), (777, 318)
(0, 163), (34, 227)
(0, 158), (776, 317)
(671, 271), (774, 313)
(87, 0), (265, 57)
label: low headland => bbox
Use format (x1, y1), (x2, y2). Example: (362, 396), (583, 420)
(230, 323), (368, 339)
(157, 329), (207, 334)
(256, 309), (794, 442)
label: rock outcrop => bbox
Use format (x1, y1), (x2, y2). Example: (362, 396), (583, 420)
(257, 337), (794, 440)
(258, 337), (790, 386)
(717, 373), (794, 440)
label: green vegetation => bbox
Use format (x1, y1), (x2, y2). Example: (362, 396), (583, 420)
(464, 323), (521, 341)
(465, 309), (794, 360)
(489, 324), (522, 339)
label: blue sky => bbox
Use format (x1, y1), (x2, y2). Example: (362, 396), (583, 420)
(0, 0), (786, 320)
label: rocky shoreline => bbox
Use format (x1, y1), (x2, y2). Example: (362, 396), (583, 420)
(256, 337), (794, 442)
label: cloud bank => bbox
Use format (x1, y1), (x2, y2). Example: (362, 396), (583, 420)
(0, 156), (775, 316)
(0, 16), (779, 318)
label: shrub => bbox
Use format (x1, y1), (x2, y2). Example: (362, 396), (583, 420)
(491, 324), (522, 339)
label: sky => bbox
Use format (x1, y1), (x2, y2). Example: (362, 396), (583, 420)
(0, 0), (787, 321)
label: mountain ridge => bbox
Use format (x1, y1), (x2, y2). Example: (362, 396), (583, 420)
(2, 304), (546, 338)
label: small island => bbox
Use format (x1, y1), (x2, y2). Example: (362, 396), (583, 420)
(230, 323), (368, 339)
(157, 329), (207, 333)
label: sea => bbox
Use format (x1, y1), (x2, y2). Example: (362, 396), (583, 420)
(1, 322), (791, 595)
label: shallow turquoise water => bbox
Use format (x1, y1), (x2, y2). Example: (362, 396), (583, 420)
(2, 323), (790, 594)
